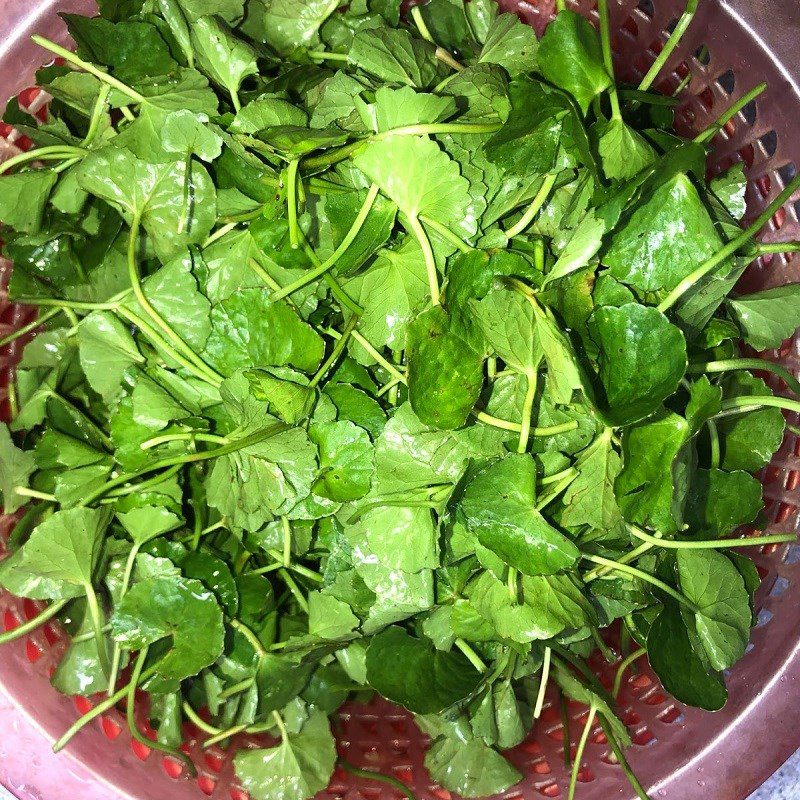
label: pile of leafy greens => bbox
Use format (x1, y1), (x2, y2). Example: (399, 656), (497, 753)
(1, 0), (800, 798)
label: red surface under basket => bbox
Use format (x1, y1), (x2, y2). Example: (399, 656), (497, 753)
(1, 1), (800, 800)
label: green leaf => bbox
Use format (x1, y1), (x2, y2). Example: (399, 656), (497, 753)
(0, 508), (111, 600)
(365, 626), (482, 713)
(616, 410), (690, 534)
(78, 312), (144, 402)
(467, 570), (594, 642)
(261, 0), (339, 54)
(190, 16), (258, 104)
(604, 173), (722, 293)
(478, 13), (538, 77)
(710, 163), (747, 220)
(685, 375), (722, 436)
(308, 592), (359, 639)
(367, 85), (456, 131)
(424, 733), (521, 798)
(175, 0), (245, 23)
(598, 118), (656, 180)
(684, 468), (763, 537)
(0, 172), (58, 234)
(110, 575), (225, 679)
(353, 134), (471, 228)
(562, 429), (622, 531)
(51, 601), (111, 696)
(536, 10), (610, 114)
(246, 368), (316, 425)
(348, 27), (446, 89)
(727, 284), (800, 351)
(310, 420), (374, 501)
(441, 64), (510, 124)
(234, 708), (336, 800)
(204, 289), (325, 376)
(231, 97), (308, 134)
(0, 424), (36, 514)
(647, 601), (727, 711)
(676, 549), (751, 671)
(545, 210), (605, 285)
(183, 550), (239, 615)
(462, 455), (580, 576)
(591, 303), (687, 425)
(161, 110), (223, 161)
(407, 306), (484, 430)
(117, 506), (183, 545)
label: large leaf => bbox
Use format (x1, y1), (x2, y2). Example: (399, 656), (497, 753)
(727, 284), (800, 351)
(0, 424), (36, 514)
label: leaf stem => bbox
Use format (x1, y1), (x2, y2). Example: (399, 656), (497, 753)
(31, 36), (145, 104)
(612, 647), (646, 700)
(689, 357), (800, 397)
(13, 487), (56, 502)
(338, 760), (417, 800)
(540, 467), (578, 487)
(559, 689), (572, 768)
(79, 424), (288, 507)
(505, 174), (558, 239)
(139, 432), (229, 450)
(407, 214), (440, 305)
(84, 583), (111, 676)
(555, 0), (566, 11)
(626, 522), (795, 550)
(307, 50), (349, 63)
(719, 394), (800, 416)
(581, 554), (700, 612)
(695, 82), (766, 144)
(454, 638), (487, 673)
(124, 216), (223, 386)
(419, 215), (472, 253)
(279, 568), (309, 612)
(752, 241), (800, 254)
(0, 309), (62, 349)
(708, 417), (721, 469)
(410, 6), (435, 43)
(181, 701), (222, 735)
(657, 173), (800, 313)
(53, 664), (159, 752)
(218, 678), (255, 700)
(0, 146), (87, 176)
(597, 0), (621, 120)
(82, 84), (111, 147)
(598, 715), (652, 800)
(127, 647), (196, 774)
(533, 646), (551, 718)
(517, 371), (538, 454)
(286, 159), (301, 249)
(203, 723), (247, 749)
(536, 470), (580, 511)
(272, 710), (288, 741)
(568, 705), (597, 800)
(638, 0), (699, 91)
(273, 184), (380, 300)
(435, 47), (465, 72)
(228, 618), (268, 659)
(0, 600), (67, 645)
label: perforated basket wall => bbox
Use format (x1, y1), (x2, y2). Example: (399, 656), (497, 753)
(1, 1), (799, 799)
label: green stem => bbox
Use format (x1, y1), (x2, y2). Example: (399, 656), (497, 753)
(338, 760), (417, 800)
(689, 358), (800, 398)
(410, 6), (434, 43)
(585, 540), (654, 582)
(84, 583), (111, 677)
(127, 647), (196, 774)
(560, 690), (572, 768)
(536, 471), (580, 511)
(79, 424), (288, 507)
(229, 618), (268, 659)
(182, 702), (222, 736)
(555, 0), (566, 11)
(517, 371), (538, 454)
(0, 600), (67, 645)
(597, 0), (621, 119)
(296, 232), (364, 316)
(505, 174), (558, 239)
(104, 463), (183, 500)
(302, 140), (365, 171)
(407, 214), (440, 305)
(204, 221), (238, 248)
(507, 567), (519, 603)
(695, 83), (766, 144)
(708, 417), (721, 469)
(454, 638), (487, 673)
(657, 173), (800, 313)
(82, 84), (111, 147)
(752, 241), (800, 254)
(15, 297), (119, 311)
(310, 315), (360, 389)
(533, 646), (551, 719)
(672, 70), (693, 97)
(273, 184), (380, 301)
(568, 705), (597, 800)
(540, 467), (578, 487)
(612, 647), (646, 700)
(626, 522), (794, 550)
(0, 308), (59, 348)
(32, 36), (145, 103)
(599, 715), (652, 800)
(106, 542), (141, 696)
(286, 159), (301, 249)
(435, 47), (465, 72)
(279, 568), (309, 612)
(375, 123), (501, 141)
(307, 50), (349, 63)
(638, 0), (699, 91)
(125, 216), (223, 386)
(272, 710), (288, 741)
(53, 664), (159, 752)
(13, 487), (56, 502)
(218, 678), (255, 700)
(203, 724), (247, 749)
(419, 215), (472, 253)
(0, 146), (87, 175)
(582, 554), (699, 612)
(139, 432), (229, 451)
(324, 327), (406, 382)
(720, 394), (800, 416)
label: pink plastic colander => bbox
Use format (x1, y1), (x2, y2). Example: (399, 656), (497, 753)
(1, 1), (800, 799)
